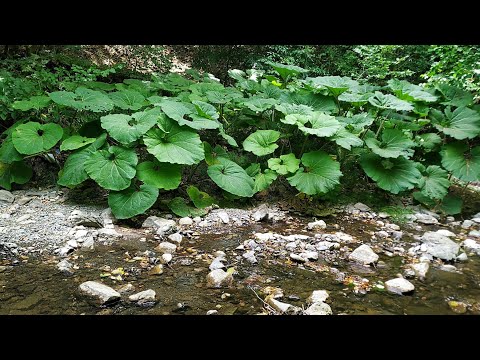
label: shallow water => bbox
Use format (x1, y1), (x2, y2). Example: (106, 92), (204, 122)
(1, 217), (480, 315)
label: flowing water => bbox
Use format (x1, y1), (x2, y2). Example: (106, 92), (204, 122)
(1, 217), (480, 315)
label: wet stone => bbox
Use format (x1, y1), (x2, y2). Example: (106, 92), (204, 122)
(348, 244), (378, 265)
(385, 278), (415, 295)
(78, 281), (121, 306)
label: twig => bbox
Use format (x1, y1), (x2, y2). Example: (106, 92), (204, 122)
(247, 285), (278, 315)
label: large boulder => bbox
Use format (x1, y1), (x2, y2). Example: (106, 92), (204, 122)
(348, 244), (379, 265)
(420, 231), (460, 261)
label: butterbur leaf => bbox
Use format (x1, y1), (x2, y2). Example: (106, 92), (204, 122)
(187, 185), (216, 208)
(204, 142), (228, 166)
(0, 136), (23, 164)
(192, 100), (219, 120)
(157, 99), (193, 124)
(12, 96), (51, 111)
(136, 161), (181, 190)
(108, 90), (146, 110)
(101, 108), (160, 145)
(415, 133), (442, 151)
(243, 130), (280, 156)
(268, 62), (308, 80)
(280, 91), (337, 113)
(360, 154), (421, 194)
(84, 146), (138, 191)
(57, 133), (107, 188)
(275, 103), (313, 116)
(267, 153), (300, 175)
(306, 76), (359, 97)
(368, 91), (414, 111)
(206, 89), (243, 104)
(441, 142), (480, 182)
(0, 161), (32, 190)
(436, 84), (474, 107)
(338, 92), (372, 106)
(387, 79), (437, 103)
(365, 129), (415, 159)
(331, 128), (363, 150)
(245, 163), (261, 177)
(108, 184), (159, 219)
(168, 197), (206, 217)
(49, 87), (114, 112)
(218, 124), (238, 147)
(287, 151), (342, 195)
(12, 122), (63, 155)
(207, 157), (254, 197)
(254, 169), (278, 192)
(60, 135), (96, 151)
(417, 165), (450, 200)
(297, 112), (342, 138)
(242, 97), (277, 112)
(430, 106), (480, 140)
(441, 194), (463, 215)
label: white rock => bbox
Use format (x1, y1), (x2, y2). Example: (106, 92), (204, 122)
(193, 217), (202, 223)
(446, 216), (455, 223)
(252, 208), (268, 222)
(462, 239), (480, 254)
(67, 240), (78, 248)
(415, 213), (438, 225)
(243, 250), (257, 264)
(74, 229), (89, 238)
(335, 232), (354, 243)
(409, 262), (429, 279)
(82, 236), (95, 249)
(304, 302), (332, 315)
(354, 202), (371, 212)
(472, 218), (480, 224)
(420, 231), (460, 261)
(206, 310), (218, 315)
(378, 212), (390, 218)
(307, 220), (326, 230)
(142, 216), (176, 235)
(155, 242), (177, 254)
(385, 278), (415, 295)
(254, 232), (275, 241)
(98, 228), (120, 237)
(316, 241), (335, 251)
(179, 217), (193, 226)
(16, 214), (31, 222)
(456, 252), (468, 262)
(129, 289), (156, 302)
(235, 245), (245, 251)
(469, 230), (480, 238)
(462, 220), (474, 229)
(301, 251), (318, 261)
(117, 283), (135, 295)
(198, 221), (209, 227)
(58, 246), (74, 257)
(307, 290), (329, 304)
(439, 264), (457, 273)
(57, 259), (73, 274)
(348, 244), (378, 265)
(290, 253), (306, 263)
(161, 253), (173, 264)
(0, 190), (14, 203)
(436, 229), (456, 237)
(78, 281), (121, 305)
(286, 242), (297, 251)
(265, 295), (295, 313)
(217, 211), (229, 224)
(168, 232), (183, 245)
(419, 254), (433, 263)
(385, 223), (400, 231)
(206, 269), (234, 288)
(376, 231), (389, 239)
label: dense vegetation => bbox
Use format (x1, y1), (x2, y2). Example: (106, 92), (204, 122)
(1, 45), (479, 219)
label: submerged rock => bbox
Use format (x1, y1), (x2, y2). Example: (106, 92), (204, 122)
(348, 244), (378, 265)
(129, 289), (156, 304)
(304, 302), (332, 315)
(265, 295), (300, 314)
(420, 231), (460, 261)
(57, 259), (73, 275)
(78, 281), (121, 306)
(307, 290), (329, 304)
(408, 262), (429, 280)
(385, 278), (415, 295)
(206, 269), (234, 288)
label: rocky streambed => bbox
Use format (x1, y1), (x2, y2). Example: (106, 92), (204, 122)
(1, 188), (480, 315)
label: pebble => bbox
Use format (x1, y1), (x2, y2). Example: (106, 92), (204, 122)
(289, 253), (306, 263)
(217, 211), (230, 224)
(82, 237), (95, 249)
(142, 216), (176, 235)
(409, 262), (429, 279)
(206, 269), (234, 288)
(307, 290), (329, 304)
(376, 230), (389, 239)
(0, 190), (14, 203)
(206, 310), (218, 315)
(354, 202), (371, 212)
(385, 278), (415, 295)
(167, 232), (183, 245)
(117, 283), (135, 294)
(304, 302), (332, 315)
(161, 253), (173, 264)
(439, 264), (457, 273)
(129, 289), (156, 303)
(148, 264), (164, 275)
(265, 295), (296, 314)
(179, 217), (193, 226)
(462, 220), (474, 229)
(243, 250), (257, 264)
(307, 220), (326, 230)
(155, 242), (177, 254)
(56, 259), (74, 275)
(301, 251), (318, 261)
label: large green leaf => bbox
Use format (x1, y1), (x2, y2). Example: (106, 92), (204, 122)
(243, 130), (280, 156)
(181, 100), (220, 130)
(297, 112), (342, 137)
(108, 90), (146, 110)
(101, 108), (160, 145)
(337, 113), (374, 133)
(60, 135), (96, 151)
(415, 133), (442, 152)
(49, 87), (114, 112)
(441, 194), (463, 215)
(360, 154), (421, 194)
(0, 161), (32, 190)
(368, 91), (414, 111)
(187, 185), (216, 208)
(157, 99), (192, 122)
(306, 76), (359, 97)
(254, 169), (278, 193)
(136, 161), (181, 190)
(440, 142), (480, 182)
(218, 124), (238, 147)
(242, 96), (278, 112)
(267, 153), (300, 175)
(338, 92), (372, 106)
(416, 164), (450, 200)
(84, 146), (138, 191)
(387, 79), (438, 103)
(57, 133), (107, 187)
(275, 103), (313, 116)
(0, 136), (23, 164)
(167, 197), (206, 217)
(280, 91), (337, 113)
(206, 88), (243, 104)
(436, 84), (474, 107)
(365, 129), (415, 159)
(268, 62), (308, 81)
(143, 118), (204, 165)
(331, 128), (364, 150)
(12, 95), (51, 111)
(12, 122), (63, 155)
(287, 151), (342, 195)
(207, 157), (255, 197)
(108, 184), (159, 219)
(430, 106), (480, 140)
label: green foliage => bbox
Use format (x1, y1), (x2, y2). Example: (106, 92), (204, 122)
(108, 184), (159, 219)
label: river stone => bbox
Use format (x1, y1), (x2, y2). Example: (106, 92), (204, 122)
(142, 216), (176, 235)
(206, 310), (218, 315)
(68, 210), (102, 228)
(262, 286), (284, 299)
(305, 302), (333, 315)
(129, 289), (156, 302)
(216, 211), (229, 224)
(0, 190), (14, 203)
(456, 252), (468, 261)
(255, 232), (275, 241)
(301, 251), (319, 261)
(168, 232), (183, 245)
(472, 218), (480, 224)
(209, 256), (226, 271)
(307, 220), (326, 230)
(376, 230), (389, 239)
(436, 229), (456, 237)
(82, 236), (95, 249)
(78, 281), (121, 306)
(461, 239), (480, 255)
(179, 217), (193, 226)
(409, 262), (429, 280)
(290, 253), (306, 263)
(117, 283), (135, 295)
(148, 264), (164, 275)
(385, 223), (400, 231)
(243, 250), (257, 264)
(348, 244), (378, 265)
(415, 213), (438, 225)
(385, 278), (415, 295)
(448, 300), (467, 314)
(101, 207), (117, 225)
(439, 264), (457, 273)
(161, 253), (173, 264)
(307, 290), (329, 304)
(462, 220), (474, 229)
(469, 230), (480, 238)
(207, 269), (234, 288)
(316, 241), (336, 251)
(252, 207), (269, 222)
(57, 259), (73, 275)
(266, 295), (298, 314)
(155, 242), (177, 254)
(354, 202), (371, 212)
(335, 232), (355, 243)
(420, 231), (460, 261)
